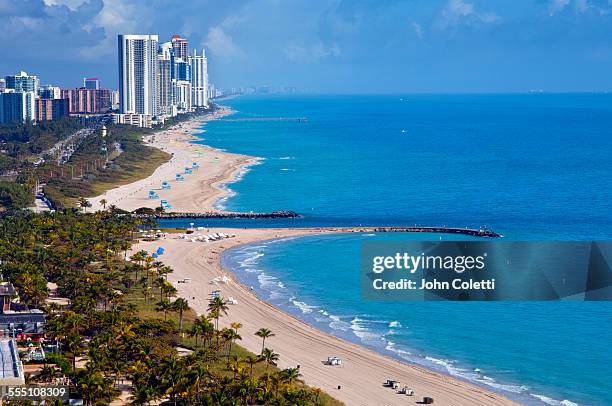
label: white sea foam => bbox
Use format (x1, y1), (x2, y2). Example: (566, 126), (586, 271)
(328, 314), (351, 331)
(278, 156), (295, 160)
(257, 273), (278, 289)
(213, 158), (263, 210)
(530, 394), (578, 406)
(291, 300), (317, 314)
(388, 320), (402, 328)
(239, 252), (264, 267)
(280, 168), (295, 171)
(350, 317), (388, 345)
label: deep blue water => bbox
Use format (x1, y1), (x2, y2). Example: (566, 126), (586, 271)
(165, 95), (612, 405)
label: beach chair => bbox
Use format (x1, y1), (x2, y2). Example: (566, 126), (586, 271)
(185, 168), (193, 174)
(161, 181), (171, 190)
(176, 174), (185, 181)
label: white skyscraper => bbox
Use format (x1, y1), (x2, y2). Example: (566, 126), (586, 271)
(118, 34), (159, 116)
(189, 49), (208, 108)
(157, 42), (174, 116)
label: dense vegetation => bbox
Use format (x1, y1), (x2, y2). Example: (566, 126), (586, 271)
(0, 118), (83, 158)
(0, 211), (341, 405)
(41, 123), (170, 209)
(0, 180), (34, 210)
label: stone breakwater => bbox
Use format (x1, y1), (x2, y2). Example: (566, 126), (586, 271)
(137, 211), (301, 220)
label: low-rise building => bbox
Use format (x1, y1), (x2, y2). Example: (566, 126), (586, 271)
(0, 282), (46, 340)
(113, 113), (152, 128)
(0, 339), (25, 385)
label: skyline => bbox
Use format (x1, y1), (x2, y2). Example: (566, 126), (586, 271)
(2, 0), (612, 93)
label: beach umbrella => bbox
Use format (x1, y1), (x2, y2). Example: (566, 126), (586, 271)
(152, 253), (158, 258)
(157, 247), (165, 255)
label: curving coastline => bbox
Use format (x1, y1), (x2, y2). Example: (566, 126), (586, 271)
(88, 108), (262, 213)
(101, 107), (517, 405)
(134, 229), (518, 406)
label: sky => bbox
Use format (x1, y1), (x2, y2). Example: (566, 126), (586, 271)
(2, 0), (612, 93)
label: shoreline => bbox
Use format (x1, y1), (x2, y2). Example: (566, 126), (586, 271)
(134, 229), (518, 406)
(98, 105), (516, 404)
(88, 107), (261, 213)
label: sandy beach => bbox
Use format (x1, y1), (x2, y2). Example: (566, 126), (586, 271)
(135, 229), (518, 406)
(88, 108), (259, 213)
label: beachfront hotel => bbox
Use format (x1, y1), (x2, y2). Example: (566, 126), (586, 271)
(117, 34), (160, 117)
(189, 49), (209, 108)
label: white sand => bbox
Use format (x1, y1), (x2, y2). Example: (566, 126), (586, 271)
(88, 108), (258, 213)
(135, 229), (518, 406)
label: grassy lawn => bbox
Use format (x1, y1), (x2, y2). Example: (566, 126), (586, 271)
(43, 125), (171, 208)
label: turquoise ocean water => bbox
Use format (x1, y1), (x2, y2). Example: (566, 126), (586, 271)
(164, 95), (612, 405)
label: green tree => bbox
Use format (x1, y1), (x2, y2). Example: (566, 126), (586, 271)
(255, 327), (275, 354)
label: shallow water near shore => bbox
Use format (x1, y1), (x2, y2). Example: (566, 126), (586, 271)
(178, 94), (611, 405)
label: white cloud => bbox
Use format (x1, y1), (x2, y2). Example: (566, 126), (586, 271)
(412, 22), (424, 39)
(437, 0), (500, 30)
(548, 0), (571, 15)
(43, 0), (88, 10)
(205, 26), (246, 62)
(283, 42), (341, 63)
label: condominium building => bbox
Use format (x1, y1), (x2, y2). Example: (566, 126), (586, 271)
(0, 90), (36, 123)
(113, 113), (152, 128)
(171, 35), (189, 61)
(39, 85), (62, 99)
(173, 80), (192, 112)
(118, 34), (159, 116)
(157, 42), (174, 116)
(4, 71), (40, 94)
(0, 79), (5, 92)
(83, 77), (100, 90)
(35, 98), (69, 121)
(61, 88), (111, 114)
(189, 49), (208, 108)
(111, 90), (120, 110)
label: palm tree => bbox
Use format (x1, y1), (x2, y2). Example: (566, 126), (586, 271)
(78, 197), (92, 213)
(100, 198), (108, 210)
(282, 367), (301, 385)
(243, 354), (261, 377)
(66, 332), (84, 371)
(255, 327), (275, 354)
(207, 296), (228, 331)
(171, 298), (189, 331)
(261, 348), (279, 372)
(197, 315), (215, 348)
(188, 321), (203, 347)
(221, 328), (242, 362)
(155, 300), (173, 321)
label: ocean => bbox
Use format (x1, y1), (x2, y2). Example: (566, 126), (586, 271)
(163, 94), (612, 405)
